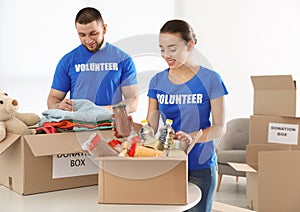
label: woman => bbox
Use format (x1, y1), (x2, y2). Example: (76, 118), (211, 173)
(146, 19), (228, 212)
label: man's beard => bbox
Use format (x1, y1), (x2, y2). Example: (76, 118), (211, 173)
(85, 39), (104, 52)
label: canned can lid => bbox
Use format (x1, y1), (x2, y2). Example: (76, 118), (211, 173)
(112, 103), (127, 109)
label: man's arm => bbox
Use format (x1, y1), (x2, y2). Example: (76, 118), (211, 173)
(120, 84), (139, 113)
(47, 88), (75, 111)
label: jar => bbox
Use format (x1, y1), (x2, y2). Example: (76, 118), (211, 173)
(112, 103), (131, 137)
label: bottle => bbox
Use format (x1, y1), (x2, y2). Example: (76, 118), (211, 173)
(158, 119), (175, 152)
(139, 119), (155, 143)
(112, 103), (131, 137)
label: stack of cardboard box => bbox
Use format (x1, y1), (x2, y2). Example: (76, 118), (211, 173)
(246, 75), (300, 211)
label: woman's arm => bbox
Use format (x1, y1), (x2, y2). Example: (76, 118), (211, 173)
(180, 96), (226, 153)
(176, 95), (226, 152)
(193, 95), (226, 142)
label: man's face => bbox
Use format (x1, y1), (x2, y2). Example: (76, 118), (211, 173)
(76, 20), (107, 52)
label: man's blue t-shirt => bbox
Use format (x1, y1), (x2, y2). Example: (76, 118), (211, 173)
(147, 67), (228, 170)
(51, 42), (137, 106)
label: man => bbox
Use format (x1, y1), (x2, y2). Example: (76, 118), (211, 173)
(47, 7), (138, 113)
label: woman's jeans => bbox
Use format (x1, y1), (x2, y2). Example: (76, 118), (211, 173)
(187, 166), (217, 212)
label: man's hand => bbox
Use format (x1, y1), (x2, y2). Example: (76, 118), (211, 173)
(57, 99), (75, 111)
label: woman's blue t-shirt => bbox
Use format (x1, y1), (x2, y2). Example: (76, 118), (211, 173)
(147, 67), (228, 170)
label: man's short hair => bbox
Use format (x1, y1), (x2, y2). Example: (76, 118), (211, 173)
(75, 7), (104, 25)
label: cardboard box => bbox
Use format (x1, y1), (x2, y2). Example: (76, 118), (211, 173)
(230, 150), (300, 211)
(245, 75), (300, 211)
(97, 156), (188, 205)
(0, 130), (113, 195)
(251, 75), (296, 117)
(246, 171), (257, 211)
(227, 162), (257, 210)
(246, 144), (292, 169)
(249, 115), (300, 149)
(246, 143), (293, 210)
(257, 150), (300, 211)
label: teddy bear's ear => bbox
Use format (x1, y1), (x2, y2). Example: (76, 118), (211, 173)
(0, 89), (8, 96)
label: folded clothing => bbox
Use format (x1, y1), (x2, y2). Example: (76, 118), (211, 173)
(39, 99), (113, 126)
(35, 119), (113, 134)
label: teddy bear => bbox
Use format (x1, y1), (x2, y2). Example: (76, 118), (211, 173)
(0, 89), (40, 142)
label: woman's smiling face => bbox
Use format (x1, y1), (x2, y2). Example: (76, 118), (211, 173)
(159, 33), (190, 70)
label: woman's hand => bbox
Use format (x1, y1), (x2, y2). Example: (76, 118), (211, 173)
(174, 131), (193, 145)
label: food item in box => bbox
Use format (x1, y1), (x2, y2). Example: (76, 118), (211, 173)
(144, 137), (162, 150)
(158, 119), (175, 153)
(168, 149), (186, 157)
(112, 103), (131, 137)
(128, 143), (164, 157)
(108, 139), (123, 153)
(81, 133), (119, 157)
(139, 119), (155, 143)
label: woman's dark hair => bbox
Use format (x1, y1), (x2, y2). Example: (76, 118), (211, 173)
(75, 7), (104, 25)
(160, 19), (197, 44)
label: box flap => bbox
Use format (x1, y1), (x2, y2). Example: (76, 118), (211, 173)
(246, 144), (291, 169)
(0, 133), (21, 155)
(24, 132), (93, 157)
(228, 162), (257, 173)
(251, 75), (295, 90)
(97, 156), (187, 179)
(24, 130), (114, 157)
(251, 75), (296, 117)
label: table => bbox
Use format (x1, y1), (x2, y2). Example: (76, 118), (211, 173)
(0, 182), (201, 212)
(98, 182), (201, 211)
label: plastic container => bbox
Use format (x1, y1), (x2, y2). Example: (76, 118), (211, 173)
(173, 140), (188, 153)
(81, 133), (119, 157)
(139, 119), (155, 143)
(158, 119), (175, 151)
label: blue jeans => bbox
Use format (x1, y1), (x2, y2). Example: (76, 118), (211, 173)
(187, 166), (217, 212)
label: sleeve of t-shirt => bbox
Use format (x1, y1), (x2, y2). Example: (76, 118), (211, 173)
(119, 57), (138, 86)
(147, 75), (158, 99)
(51, 56), (71, 93)
(208, 72), (228, 100)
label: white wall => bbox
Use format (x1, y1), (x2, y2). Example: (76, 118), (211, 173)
(0, 0), (175, 119)
(179, 0), (300, 119)
(1, 0), (300, 122)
